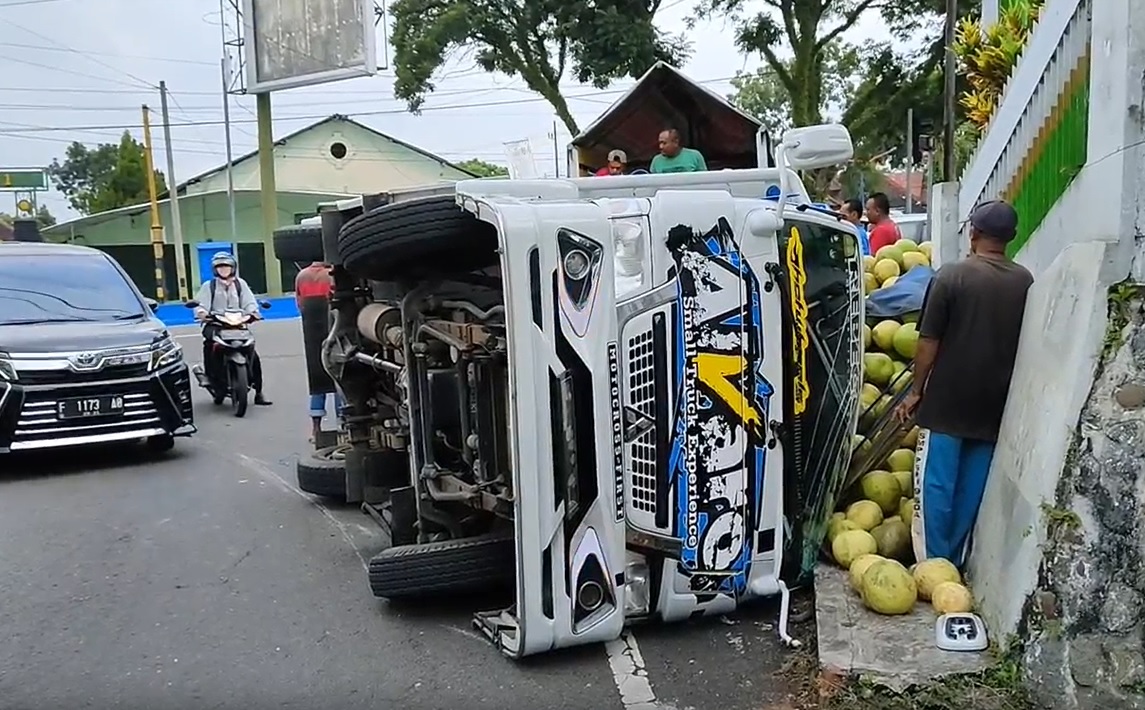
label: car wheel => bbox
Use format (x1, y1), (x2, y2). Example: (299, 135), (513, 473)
(296, 445), (348, 501)
(338, 196), (499, 282)
(273, 223), (324, 263)
(367, 533), (515, 599)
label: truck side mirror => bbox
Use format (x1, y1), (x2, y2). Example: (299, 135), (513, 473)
(780, 124), (854, 171)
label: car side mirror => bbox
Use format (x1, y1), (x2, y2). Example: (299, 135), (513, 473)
(258, 300), (272, 309)
(184, 299), (200, 309)
(143, 298), (159, 312)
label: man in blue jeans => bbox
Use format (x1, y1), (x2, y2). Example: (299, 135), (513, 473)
(896, 201), (1033, 568)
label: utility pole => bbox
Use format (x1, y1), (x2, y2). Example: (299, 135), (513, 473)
(159, 81), (189, 301)
(551, 120), (559, 178)
(220, 58), (238, 244)
(218, 0), (238, 245)
(141, 105), (166, 302)
(943, 0), (958, 181)
(256, 91), (282, 295)
(905, 108), (914, 213)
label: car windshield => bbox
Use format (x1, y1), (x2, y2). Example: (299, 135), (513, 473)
(0, 253), (147, 325)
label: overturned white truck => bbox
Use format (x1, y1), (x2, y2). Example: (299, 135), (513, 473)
(276, 121), (864, 659)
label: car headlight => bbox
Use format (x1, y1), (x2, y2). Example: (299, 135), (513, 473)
(151, 337), (184, 370)
(0, 356), (15, 382)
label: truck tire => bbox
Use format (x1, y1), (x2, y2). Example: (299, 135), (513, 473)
(296, 445), (348, 501)
(338, 196), (498, 282)
(273, 224), (324, 263)
(368, 533), (515, 599)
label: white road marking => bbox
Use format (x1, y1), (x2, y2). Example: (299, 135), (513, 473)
(235, 453), (369, 572)
(605, 630), (675, 710)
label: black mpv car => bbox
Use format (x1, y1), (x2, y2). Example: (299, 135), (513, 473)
(0, 242), (195, 454)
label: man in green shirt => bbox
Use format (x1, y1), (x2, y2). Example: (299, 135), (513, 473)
(650, 128), (707, 174)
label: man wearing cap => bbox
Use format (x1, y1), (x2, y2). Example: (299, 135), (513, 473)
(595, 149), (628, 176)
(896, 200), (1033, 568)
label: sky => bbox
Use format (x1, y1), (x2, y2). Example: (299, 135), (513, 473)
(0, 0), (890, 221)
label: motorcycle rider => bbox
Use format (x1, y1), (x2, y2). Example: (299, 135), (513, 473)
(192, 252), (272, 406)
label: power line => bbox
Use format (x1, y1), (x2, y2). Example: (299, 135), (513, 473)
(6, 18), (157, 89)
(0, 41), (219, 67)
(0, 74), (740, 135)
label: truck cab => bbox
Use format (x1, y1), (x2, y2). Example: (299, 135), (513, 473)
(309, 124), (862, 660)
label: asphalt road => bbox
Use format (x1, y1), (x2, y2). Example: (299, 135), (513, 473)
(0, 319), (814, 710)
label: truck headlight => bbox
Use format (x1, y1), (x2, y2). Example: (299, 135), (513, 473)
(151, 337), (183, 370)
(0, 356), (15, 382)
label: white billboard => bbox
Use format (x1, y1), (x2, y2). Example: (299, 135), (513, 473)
(241, 0), (377, 94)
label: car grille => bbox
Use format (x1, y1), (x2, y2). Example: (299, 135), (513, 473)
(15, 362), (152, 386)
(13, 386), (161, 445)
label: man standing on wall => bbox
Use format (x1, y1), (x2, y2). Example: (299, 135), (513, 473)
(296, 260), (343, 442)
(896, 200), (1033, 568)
(865, 192), (902, 253)
(650, 129), (707, 174)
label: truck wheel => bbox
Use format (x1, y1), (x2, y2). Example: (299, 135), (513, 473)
(273, 224), (324, 263)
(338, 196), (498, 282)
(296, 445), (348, 501)
(368, 533), (515, 599)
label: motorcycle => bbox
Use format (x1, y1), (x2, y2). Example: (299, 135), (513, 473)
(185, 299), (270, 417)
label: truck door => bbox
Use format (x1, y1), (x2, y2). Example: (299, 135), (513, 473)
(467, 198), (626, 658)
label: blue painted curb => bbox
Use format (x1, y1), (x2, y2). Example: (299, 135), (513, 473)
(155, 296), (300, 327)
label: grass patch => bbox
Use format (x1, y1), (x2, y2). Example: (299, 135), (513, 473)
(819, 656), (1032, 710)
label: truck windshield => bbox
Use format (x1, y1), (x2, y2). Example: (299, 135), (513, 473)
(0, 253), (147, 325)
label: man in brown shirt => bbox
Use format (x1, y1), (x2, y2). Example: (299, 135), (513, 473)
(896, 200), (1033, 567)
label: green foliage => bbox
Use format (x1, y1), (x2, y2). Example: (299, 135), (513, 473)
(455, 158), (509, 177)
(953, 0), (1044, 129)
(48, 132), (166, 215)
(389, 0), (691, 134)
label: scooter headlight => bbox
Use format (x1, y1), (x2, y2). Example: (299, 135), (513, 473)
(151, 337), (184, 370)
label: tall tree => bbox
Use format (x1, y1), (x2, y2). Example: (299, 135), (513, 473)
(455, 158), (510, 177)
(389, 0), (691, 135)
(48, 131), (165, 215)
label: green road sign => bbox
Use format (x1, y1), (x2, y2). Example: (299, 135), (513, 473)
(0, 169), (48, 191)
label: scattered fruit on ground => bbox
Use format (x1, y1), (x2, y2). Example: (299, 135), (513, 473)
(902, 251), (930, 271)
(881, 275), (899, 289)
(863, 324), (872, 350)
(901, 426), (920, 448)
(860, 470), (902, 514)
(871, 518), (913, 562)
(899, 497), (915, 523)
(875, 245), (905, 269)
(845, 500), (884, 531)
(872, 258), (901, 283)
(833, 529), (879, 567)
(931, 581), (975, 614)
(871, 320), (901, 351)
(892, 470), (912, 497)
(893, 322), (920, 360)
(885, 448), (916, 473)
(827, 516), (861, 543)
(913, 558), (963, 600)
(863, 352), (895, 386)
(861, 559), (918, 615)
(864, 272), (878, 294)
(919, 242), (933, 260)
(849, 553), (885, 592)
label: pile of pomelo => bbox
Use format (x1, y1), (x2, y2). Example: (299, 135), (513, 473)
(822, 237), (976, 616)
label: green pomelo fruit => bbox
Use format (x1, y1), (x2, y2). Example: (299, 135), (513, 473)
(871, 519), (913, 561)
(845, 499), (884, 531)
(871, 320), (901, 351)
(892, 322), (920, 360)
(833, 529), (878, 568)
(861, 559), (918, 615)
(863, 352), (895, 386)
(860, 470), (902, 514)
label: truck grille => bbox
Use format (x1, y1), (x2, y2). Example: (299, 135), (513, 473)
(627, 329), (657, 514)
(14, 388), (160, 445)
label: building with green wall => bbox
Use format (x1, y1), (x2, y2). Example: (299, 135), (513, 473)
(42, 114), (476, 299)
